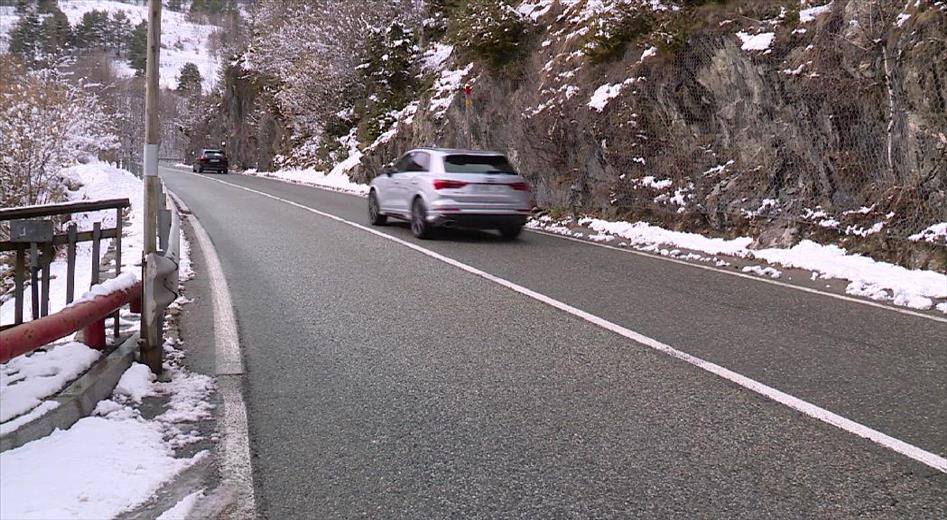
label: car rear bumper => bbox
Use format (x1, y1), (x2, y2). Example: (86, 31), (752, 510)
(198, 163), (228, 171)
(430, 212), (528, 229)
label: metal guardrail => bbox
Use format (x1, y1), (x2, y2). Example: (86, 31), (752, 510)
(1, 199), (131, 332)
(141, 185), (180, 372)
(0, 280), (142, 364)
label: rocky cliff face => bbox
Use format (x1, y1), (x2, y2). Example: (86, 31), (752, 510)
(349, 0), (945, 265)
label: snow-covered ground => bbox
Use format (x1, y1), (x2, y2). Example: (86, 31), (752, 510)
(1, 190), (213, 519)
(530, 216), (947, 313)
(0, 1), (220, 91)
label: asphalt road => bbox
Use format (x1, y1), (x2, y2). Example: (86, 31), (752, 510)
(161, 166), (947, 519)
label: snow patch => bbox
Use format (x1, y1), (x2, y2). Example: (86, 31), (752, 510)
(114, 363), (156, 404)
(156, 490), (205, 520)
(736, 32), (775, 51)
(800, 3), (833, 23)
(0, 342), (101, 423)
(909, 223), (947, 243)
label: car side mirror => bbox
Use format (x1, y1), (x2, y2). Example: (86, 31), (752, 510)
(382, 165), (396, 176)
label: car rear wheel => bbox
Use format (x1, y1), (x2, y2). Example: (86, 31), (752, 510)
(499, 225), (523, 241)
(198, 166), (203, 173)
(411, 198), (432, 239)
(368, 191), (387, 226)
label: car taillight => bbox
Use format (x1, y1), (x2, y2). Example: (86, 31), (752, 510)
(509, 182), (530, 191)
(199, 155), (207, 161)
(433, 179), (468, 190)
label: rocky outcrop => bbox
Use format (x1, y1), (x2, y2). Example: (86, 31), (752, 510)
(350, 0), (945, 266)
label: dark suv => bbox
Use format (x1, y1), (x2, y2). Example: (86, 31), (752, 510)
(192, 149), (229, 174)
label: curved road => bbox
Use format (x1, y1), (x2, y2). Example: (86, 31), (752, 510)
(161, 166), (946, 518)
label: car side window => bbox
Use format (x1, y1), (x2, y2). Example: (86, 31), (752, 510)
(412, 152), (430, 172)
(393, 154), (414, 173)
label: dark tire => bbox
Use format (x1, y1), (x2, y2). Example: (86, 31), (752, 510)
(411, 198), (433, 239)
(499, 225), (523, 241)
(368, 191), (387, 225)
(198, 166), (203, 173)
(223, 169), (229, 174)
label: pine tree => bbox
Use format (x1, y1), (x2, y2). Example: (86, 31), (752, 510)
(41, 5), (73, 58)
(9, 8), (43, 68)
(74, 10), (111, 50)
(109, 11), (132, 56)
(177, 63), (203, 94)
(127, 21), (148, 75)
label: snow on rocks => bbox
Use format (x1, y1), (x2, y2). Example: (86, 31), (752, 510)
(736, 31), (775, 52)
(909, 222), (947, 243)
(589, 82), (624, 111)
(800, 2), (833, 23)
(420, 43), (453, 72)
(429, 64), (474, 118)
(0, 342), (101, 423)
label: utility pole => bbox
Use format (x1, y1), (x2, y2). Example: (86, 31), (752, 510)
(141, 0), (162, 373)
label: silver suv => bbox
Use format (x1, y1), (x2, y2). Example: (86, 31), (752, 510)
(368, 149), (532, 240)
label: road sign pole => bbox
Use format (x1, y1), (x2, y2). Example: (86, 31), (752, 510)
(464, 83), (472, 148)
(141, 0), (162, 374)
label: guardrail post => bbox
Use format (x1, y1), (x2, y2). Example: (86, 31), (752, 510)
(30, 243), (39, 320)
(91, 222), (101, 286)
(66, 223), (77, 304)
(82, 319), (106, 350)
(40, 243), (52, 317)
(14, 247), (25, 325)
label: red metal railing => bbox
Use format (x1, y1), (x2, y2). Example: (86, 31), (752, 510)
(0, 281), (142, 364)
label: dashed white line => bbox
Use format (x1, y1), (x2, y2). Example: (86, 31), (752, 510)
(187, 172), (947, 475)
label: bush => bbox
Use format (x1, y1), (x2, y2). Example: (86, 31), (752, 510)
(583, 5), (656, 64)
(352, 22), (421, 144)
(448, 0), (529, 70)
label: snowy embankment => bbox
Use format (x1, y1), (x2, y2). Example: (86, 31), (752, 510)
(1, 187), (213, 519)
(530, 216), (947, 313)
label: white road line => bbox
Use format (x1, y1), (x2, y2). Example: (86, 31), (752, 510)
(191, 173), (947, 475)
(186, 167), (947, 324)
(167, 190), (257, 518)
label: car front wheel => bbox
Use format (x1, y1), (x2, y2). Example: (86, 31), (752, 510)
(410, 198), (432, 239)
(368, 191), (387, 226)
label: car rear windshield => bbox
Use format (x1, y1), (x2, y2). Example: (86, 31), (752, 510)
(443, 154), (516, 174)
(204, 150), (225, 157)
